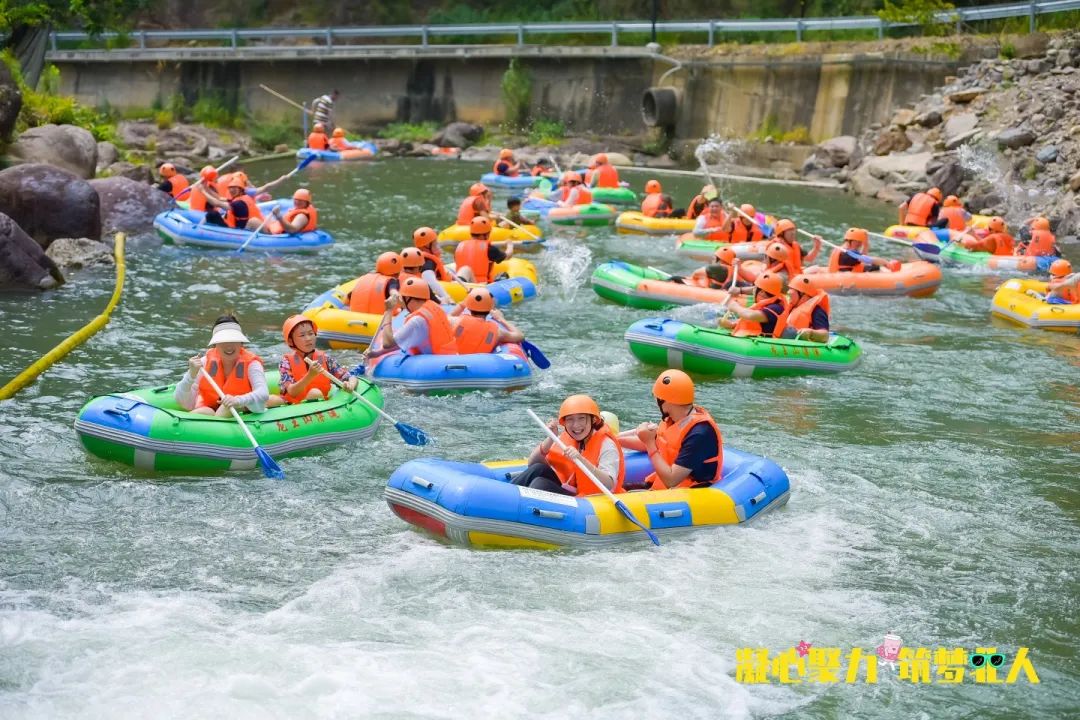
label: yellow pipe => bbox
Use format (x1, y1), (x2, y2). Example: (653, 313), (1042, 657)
(0, 233), (126, 400)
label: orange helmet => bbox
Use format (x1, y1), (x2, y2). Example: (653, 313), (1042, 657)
(293, 188), (312, 203)
(754, 271), (784, 298)
(375, 251), (403, 276)
(765, 242), (790, 262)
(499, 148), (513, 159)
(774, 219), (796, 236)
(469, 182), (489, 196)
(332, 128), (345, 138)
(652, 369), (694, 405)
(595, 153), (608, 165)
(714, 246), (737, 265)
(1031, 216), (1051, 231)
(943, 195), (962, 208)
(282, 314), (315, 347)
(200, 165), (217, 182)
(464, 287), (494, 313)
(226, 176), (245, 190)
(562, 171), (582, 184)
(988, 216), (1006, 233)
(399, 276), (431, 301)
(400, 247), (425, 269)
(558, 394), (601, 423)
(739, 203), (756, 218)
(788, 274), (818, 297)
(645, 179), (662, 193)
(313, 123), (325, 133)
(413, 226), (437, 248)
(470, 216), (492, 236)
(159, 163), (176, 178)
(843, 227), (869, 244)
(927, 187), (943, 201)
(1049, 259), (1072, 277)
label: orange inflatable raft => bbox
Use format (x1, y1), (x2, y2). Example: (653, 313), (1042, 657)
(801, 260), (942, 298)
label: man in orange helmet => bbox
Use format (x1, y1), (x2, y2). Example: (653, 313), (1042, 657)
(348, 252), (402, 314)
(377, 276), (458, 356)
(961, 216), (1014, 255)
(454, 216), (514, 284)
(721, 272), (790, 338)
(693, 197), (733, 240)
(449, 287), (525, 354)
(155, 162), (190, 199)
(641, 179), (667, 217)
(1046, 259), (1078, 304)
(493, 148), (521, 177)
(585, 153), (621, 188)
(1016, 216), (1058, 257)
(456, 183), (493, 226)
(618, 369), (722, 491)
(270, 188), (318, 234)
(899, 186), (942, 227)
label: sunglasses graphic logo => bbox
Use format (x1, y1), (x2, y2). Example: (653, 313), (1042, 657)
(969, 653), (1006, 669)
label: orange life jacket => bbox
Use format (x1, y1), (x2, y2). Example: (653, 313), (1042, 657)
(1022, 229), (1056, 256)
(548, 423), (626, 496)
(307, 132), (330, 150)
(530, 165), (547, 176)
(729, 220), (764, 244)
(686, 195), (707, 220)
(167, 174), (190, 199)
(641, 193), (665, 217)
(188, 185), (210, 212)
(279, 205), (318, 234)
(592, 164), (619, 188)
(733, 295), (790, 338)
(225, 194), (263, 229)
(453, 314), (500, 354)
(408, 301), (458, 355)
(492, 159), (518, 177)
(828, 247), (865, 273)
(903, 192), (938, 227)
(1048, 280), (1078, 304)
(782, 240), (805, 275)
(938, 206), (967, 231)
(560, 185), (592, 205)
(197, 347), (262, 409)
(787, 291), (831, 330)
(696, 212), (731, 241)
(647, 407), (722, 490)
(454, 238), (493, 284)
(420, 249), (452, 281)
(280, 349), (332, 403)
(986, 232), (1015, 256)
(329, 137), (351, 151)
(456, 196), (488, 226)
(349, 272), (394, 313)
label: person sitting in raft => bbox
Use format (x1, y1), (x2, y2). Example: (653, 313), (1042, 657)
(772, 219), (822, 275)
(1016, 216), (1059, 257)
(898, 186), (942, 227)
(307, 122), (330, 151)
(730, 203), (769, 243)
(155, 163), (190, 199)
(493, 148), (522, 177)
(784, 275), (831, 343)
(721, 271), (790, 338)
(640, 179), (667, 217)
(692, 197), (733, 240)
(497, 196), (527, 228)
(514, 395), (625, 496)
(712, 245), (754, 287)
(548, 171), (593, 207)
(456, 183), (493, 226)
(618, 369), (722, 491)
(686, 185), (718, 220)
(1046, 259), (1079, 304)
(449, 288), (525, 353)
(328, 128), (352, 152)
(203, 176), (264, 230)
(181, 165), (222, 212)
(585, 153), (621, 188)
(377, 276), (458, 355)
(348, 252), (402, 313)
(400, 246), (453, 304)
(938, 195), (970, 231)
(824, 228), (901, 273)
(175, 315), (269, 417)
(265, 316), (357, 408)
(454, 216), (514, 284)
(268, 188), (318, 234)
(961, 216), (1014, 255)
(530, 157), (555, 177)
(762, 242), (799, 280)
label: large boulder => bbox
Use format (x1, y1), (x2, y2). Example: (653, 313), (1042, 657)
(928, 159), (966, 197)
(0, 164), (102, 246)
(7, 124), (99, 178)
(89, 176), (173, 234)
(103, 161), (153, 184)
(872, 127), (912, 156)
(95, 141), (120, 174)
(45, 237), (114, 271)
(943, 112), (978, 146)
(815, 135), (857, 168)
(0, 62), (22, 141)
(0, 212), (64, 291)
(850, 152), (933, 197)
(432, 122), (483, 149)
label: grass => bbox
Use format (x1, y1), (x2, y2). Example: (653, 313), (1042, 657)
(527, 118), (565, 146)
(377, 122), (438, 143)
(248, 119), (302, 150)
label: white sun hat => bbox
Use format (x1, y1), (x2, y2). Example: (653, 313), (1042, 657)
(208, 321), (249, 346)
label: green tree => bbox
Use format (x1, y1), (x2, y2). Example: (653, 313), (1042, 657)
(0, 0), (150, 36)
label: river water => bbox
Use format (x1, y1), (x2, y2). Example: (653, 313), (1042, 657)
(1, 158), (1077, 719)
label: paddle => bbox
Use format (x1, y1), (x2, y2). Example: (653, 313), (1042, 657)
(492, 212), (541, 241)
(519, 340), (551, 369)
(234, 213), (274, 253)
(727, 202), (773, 238)
(259, 84), (311, 114)
(305, 357), (430, 446)
(174, 155), (239, 201)
(867, 229), (915, 247)
(526, 409), (660, 547)
(198, 367), (284, 479)
(234, 155), (318, 251)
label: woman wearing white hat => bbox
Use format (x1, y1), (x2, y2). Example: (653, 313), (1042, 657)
(174, 314), (269, 417)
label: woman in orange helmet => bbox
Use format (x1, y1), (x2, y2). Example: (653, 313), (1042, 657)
(493, 148), (521, 177)
(456, 183), (493, 226)
(270, 188), (318, 234)
(514, 394), (625, 496)
(545, 171), (592, 206)
(449, 287), (524, 354)
(721, 272), (790, 338)
(685, 184), (717, 220)
(156, 162), (190, 199)
(174, 314), (270, 417)
(784, 275), (831, 343)
(693, 197), (733, 240)
(454, 216), (514, 284)
(617, 369), (722, 491)
(961, 216), (1014, 255)
(376, 276), (458, 356)
(1046, 259), (1079, 304)
(348, 252), (402, 314)
(266, 316), (358, 407)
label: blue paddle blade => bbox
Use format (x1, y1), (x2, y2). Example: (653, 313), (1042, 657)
(911, 242), (942, 255)
(520, 339), (551, 369)
(255, 447), (285, 480)
(395, 421), (431, 446)
(296, 154), (317, 172)
(614, 499), (661, 546)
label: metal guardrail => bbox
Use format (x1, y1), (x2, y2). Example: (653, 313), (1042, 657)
(48, 0), (1080, 53)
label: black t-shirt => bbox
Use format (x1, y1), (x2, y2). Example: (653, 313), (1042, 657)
(488, 244), (508, 264)
(759, 301), (786, 336)
(672, 422), (721, 484)
(809, 306), (829, 330)
(229, 198), (250, 224)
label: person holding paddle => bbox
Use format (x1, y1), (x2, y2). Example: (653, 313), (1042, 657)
(497, 197), (527, 228)
(449, 288), (525, 354)
(693, 197), (733, 240)
(824, 228), (901, 273)
(266, 316), (358, 407)
(454, 217), (513, 284)
(773, 219), (822, 273)
(269, 189), (318, 235)
(175, 315), (269, 417)
(1046, 260), (1079, 304)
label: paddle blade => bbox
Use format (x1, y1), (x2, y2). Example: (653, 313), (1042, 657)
(255, 447), (285, 480)
(296, 154), (318, 173)
(911, 242), (941, 255)
(520, 339), (551, 369)
(614, 499), (661, 546)
(395, 421), (431, 446)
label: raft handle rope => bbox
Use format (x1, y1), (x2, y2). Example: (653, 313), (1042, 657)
(0, 233), (126, 401)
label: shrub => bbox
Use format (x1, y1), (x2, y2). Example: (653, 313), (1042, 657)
(191, 92), (237, 128)
(999, 42), (1016, 60)
(377, 122), (438, 143)
(154, 110), (173, 129)
(501, 58), (532, 132)
(249, 119), (302, 150)
(877, 0), (957, 37)
(527, 118), (565, 146)
(780, 126), (812, 144)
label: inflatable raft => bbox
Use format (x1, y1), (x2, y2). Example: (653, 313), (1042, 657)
(296, 141), (377, 162)
(589, 186), (637, 206)
(436, 223), (545, 250)
(479, 172), (541, 190)
(592, 261), (732, 310)
(625, 318), (862, 378)
(802, 261), (942, 298)
(615, 211), (696, 236)
(524, 197), (617, 227)
(75, 373), (382, 474)
(153, 202), (334, 253)
(385, 448), (790, 548)
(368, 345), (534, 394)
(883, 213), (991, 241)
(675, 236), (772, 262)
(991, 279), (1080, 333)
(910, 231), (1056, 273)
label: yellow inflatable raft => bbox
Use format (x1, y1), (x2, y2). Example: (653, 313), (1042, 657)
(615, 211), (696, 236)
(437, 224), (544, 249)
(883, 214), (992, 241)
(991, 279), (1080, 333)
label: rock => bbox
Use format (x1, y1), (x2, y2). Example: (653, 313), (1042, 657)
(1013, 32), (1050, 59)
(915, 110), (943, 128)
(1036, 146), (1059, 164)
(1024, 58), (1049, 75)
(816, 135), (857, 168)
(850, 152), (933, 197)
(944, 112), (978, 143)
(1070, 170), (1080, 192)
(0, 62), (22, 141)
(605, 152), (633, 166)
(102, 161), (153, 184)
(1071, 125), (1080, 137)
(948, 87), (987, 104)
(929, 160), (965, 197)
(88, 176), (174, 234)
(891, 108), (917, 127)
(872, 127), (912, 156)
(946, 129), (981, 150)
(155, 126), (209, 158)
(7, 124), (99, 179)
(0, 212), (64, 290)
(95, 142), (119, 174)
(373, 138), (403, 155)
(996, 127), (1037, 149)
(273, 143), (289, 154)
(875, 186), (908, 205)
(1057, 51), (1073, 69)
(432, 122), (483, 149)
(0, 164), (101, 245)
(45, 237), (114, 271)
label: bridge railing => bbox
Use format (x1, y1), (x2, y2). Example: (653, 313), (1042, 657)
(48, 0), (1080, 53)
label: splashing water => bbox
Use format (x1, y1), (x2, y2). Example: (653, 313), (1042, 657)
(536, 235), (592, 300)
(956, 143), (1058, 227)
(694, 135), (748, 197)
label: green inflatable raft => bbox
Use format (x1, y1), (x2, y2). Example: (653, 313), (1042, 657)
(74, 372), (383, 473)
(625, 318), (862, 378)
(589, 186), (637, 206)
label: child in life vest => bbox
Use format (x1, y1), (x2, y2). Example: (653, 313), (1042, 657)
(266, 316), (357, 407)
(497, 197), (527, 228)
(1045, 259), (1079, 304)
(174, 315), (270, 417)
